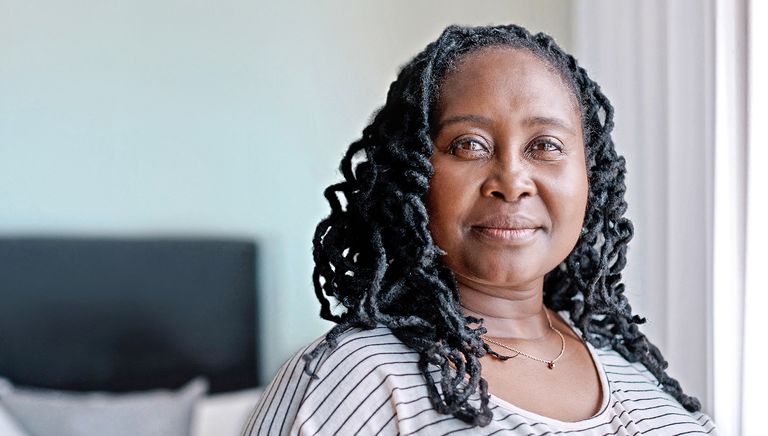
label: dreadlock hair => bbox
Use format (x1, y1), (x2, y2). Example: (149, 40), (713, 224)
(303, 23), (701, 427)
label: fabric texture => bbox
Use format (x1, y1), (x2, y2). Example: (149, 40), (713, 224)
(192, 387), (263, 436)
(0, 377), (207, 436)
(243, 312), (717, 435)
(0, 382), (27, 436)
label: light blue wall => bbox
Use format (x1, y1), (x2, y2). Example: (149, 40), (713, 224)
(0, 0), (572, 381)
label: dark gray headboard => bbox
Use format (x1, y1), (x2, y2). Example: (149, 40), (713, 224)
(0, 237), (259, 393)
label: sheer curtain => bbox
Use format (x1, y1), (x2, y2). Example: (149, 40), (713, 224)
(743, 1), (767, 434)
(574, 0), (751, 434)
(713, 0), (747, 434)
(574, 0), (714, 411)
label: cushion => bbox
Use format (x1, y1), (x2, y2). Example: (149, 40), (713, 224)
(0, 379), (27, 436)
(0, 404), (27, 436)
(0, 377), (207, 436)
(0, 386), (26, 436)
(191, 387), (263, 436)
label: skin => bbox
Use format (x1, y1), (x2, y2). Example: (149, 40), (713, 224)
(427, 46), (602, 421)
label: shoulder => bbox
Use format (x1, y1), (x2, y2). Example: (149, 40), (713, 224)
(302, 325), (423, 396)
(242, 326), (424, 436)
(594, 346), (719, 433)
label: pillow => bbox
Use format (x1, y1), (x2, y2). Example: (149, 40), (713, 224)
(191, 387), (263, 436)
(0, 404), (27, 436)
(0, 377), (207, 436)
(0, 379), (27, 436)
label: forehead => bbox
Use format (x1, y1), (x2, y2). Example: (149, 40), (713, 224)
(434, 46), (580, 124)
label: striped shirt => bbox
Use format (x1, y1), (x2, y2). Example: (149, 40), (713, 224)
(243, 312), (717, 435)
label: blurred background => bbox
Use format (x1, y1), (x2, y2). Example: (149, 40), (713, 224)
(0, 0), (763, 435)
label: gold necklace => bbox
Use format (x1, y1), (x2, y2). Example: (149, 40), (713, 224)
(482, 309), (565, 370)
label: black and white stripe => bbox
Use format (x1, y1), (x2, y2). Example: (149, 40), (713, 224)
(242, 319), (717, 435)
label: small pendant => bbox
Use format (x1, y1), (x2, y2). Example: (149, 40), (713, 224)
(547, 361), (555, 369)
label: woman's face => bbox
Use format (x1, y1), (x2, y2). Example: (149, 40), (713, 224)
(427, 46), (588, 292)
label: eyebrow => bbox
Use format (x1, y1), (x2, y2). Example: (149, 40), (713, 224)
(522, 116), (576, 133)
(434, 114), (576, 134)
(434, 114), (493, 132)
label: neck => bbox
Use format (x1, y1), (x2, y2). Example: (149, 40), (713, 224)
(458, 279), (550, 340)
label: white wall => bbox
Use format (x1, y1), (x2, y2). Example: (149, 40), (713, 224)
(0, 0), (573, 381)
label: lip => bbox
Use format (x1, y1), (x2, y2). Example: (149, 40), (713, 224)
(470, 213), (543, 244)
(472, 213), (543, 230)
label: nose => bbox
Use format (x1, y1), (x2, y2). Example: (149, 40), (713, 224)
(479, 159), (537, 202)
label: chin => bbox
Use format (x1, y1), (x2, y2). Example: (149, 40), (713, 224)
(451, 261), (549, 289)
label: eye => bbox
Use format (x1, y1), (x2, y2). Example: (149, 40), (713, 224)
(526, 138), (565, 160)
(449, 136), (491, 158)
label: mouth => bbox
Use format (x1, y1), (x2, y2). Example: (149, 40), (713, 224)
(469, 214), (543, 244)
(471, 226), (541, 242)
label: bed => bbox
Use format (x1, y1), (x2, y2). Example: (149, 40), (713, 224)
(0, 237), (264, 436)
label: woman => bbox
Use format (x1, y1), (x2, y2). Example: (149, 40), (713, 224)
(244, 24), (717, 435)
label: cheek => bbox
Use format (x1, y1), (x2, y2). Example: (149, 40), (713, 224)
(425, 162), (478, 247)
(546, 168), (589, 246)
(425, 171), (456, 244)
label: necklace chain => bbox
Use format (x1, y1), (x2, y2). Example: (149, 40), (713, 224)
(482, 309), (565, 370)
